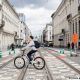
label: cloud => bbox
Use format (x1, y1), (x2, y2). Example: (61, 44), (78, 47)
(10, 0), (62, 10)
(9, 0), (62, 36)
(45, 0), (62, 10)
(10, 0), (48, 8)
(16, 7), (53, 36)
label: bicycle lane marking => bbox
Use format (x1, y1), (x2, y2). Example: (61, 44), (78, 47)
(0, 61), (22, 80)
(48, 49), (66, 59)
(47, 49), (80, 75)
(41, 50), (80, 79)
(48, 49), (80, 69)
(23, 52), (47, 80)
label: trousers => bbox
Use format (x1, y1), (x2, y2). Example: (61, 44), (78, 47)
(27, 50), (37, 62)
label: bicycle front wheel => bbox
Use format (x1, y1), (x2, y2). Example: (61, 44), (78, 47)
(33, 57), (45, 70)
(14, 56), (25, 69)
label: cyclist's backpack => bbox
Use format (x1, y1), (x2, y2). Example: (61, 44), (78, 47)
(34, 41), (40, 48)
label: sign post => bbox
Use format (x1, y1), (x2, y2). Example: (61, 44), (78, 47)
(72, 33), (78, 54)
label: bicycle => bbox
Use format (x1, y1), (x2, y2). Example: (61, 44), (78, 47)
(14, 49), (45, 70)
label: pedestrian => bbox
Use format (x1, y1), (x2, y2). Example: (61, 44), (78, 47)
(67, 42), (70, 49)
(71, 42), (74, 50)
(10, 43), (15, 51)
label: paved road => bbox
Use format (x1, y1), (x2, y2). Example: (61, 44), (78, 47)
(0, 61), (22, 80)
(41, 48), (80, 79)
(0, 47), (80, 80)
(23, 64), (47, 80)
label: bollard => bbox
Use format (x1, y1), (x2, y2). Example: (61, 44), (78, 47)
(60, 49), (64, 54)
(8, 49), (11, 55)
(14, 49), (15, 55)
(0, 50), (2, 58)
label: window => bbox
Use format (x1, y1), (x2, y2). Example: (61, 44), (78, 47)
(21, 30), (22, 32)
(73, 23), (74, 34)
(50, 36), (52, 40)
(50, 32), (51, 35)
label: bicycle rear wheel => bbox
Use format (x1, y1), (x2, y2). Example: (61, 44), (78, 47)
(33, 57), (45, 70)
(14, 56), (25, 69)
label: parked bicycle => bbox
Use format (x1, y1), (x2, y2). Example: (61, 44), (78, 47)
(14, 49), (45, 70)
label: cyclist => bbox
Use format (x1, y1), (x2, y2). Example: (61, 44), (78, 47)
(22, 36), (37, 64)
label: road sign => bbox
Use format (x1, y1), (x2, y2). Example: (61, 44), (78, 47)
(72, 33), (78, 44)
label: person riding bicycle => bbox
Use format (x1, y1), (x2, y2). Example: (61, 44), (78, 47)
(21, 36), (39, 64)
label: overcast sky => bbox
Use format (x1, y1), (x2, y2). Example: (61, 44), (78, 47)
(10, 0), (62, 37)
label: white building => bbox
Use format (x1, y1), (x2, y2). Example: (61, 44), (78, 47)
(51, 0), (80, 48)
(25, 27), (32, 43)
(0, 0), (31, 51)
(39, 34), (43, 44)
(43, 23), (53, 46)
(18, 13), (32, 45)
(0, 0), (21, 51)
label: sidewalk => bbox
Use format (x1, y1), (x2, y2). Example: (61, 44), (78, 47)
(0, 49), (20, 66)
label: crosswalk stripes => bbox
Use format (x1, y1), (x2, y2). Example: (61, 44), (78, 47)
(49, 48), (80, 71)
(23, 64), (47, 80)
(64, 58), (80, 71)
(41, 50), (80, 79)
(0, 61), (22, 80)
(0, 48), (80, 80)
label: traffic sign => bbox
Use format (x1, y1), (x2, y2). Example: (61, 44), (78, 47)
(72, 33), (78, 44)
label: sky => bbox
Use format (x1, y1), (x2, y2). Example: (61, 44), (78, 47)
(10, 0), (62, 37)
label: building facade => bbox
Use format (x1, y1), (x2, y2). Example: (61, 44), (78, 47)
(0, 0), (20, 50)
(51, 0), (80, 48)
(0, 0), (31, 51)
(43, 23), (53, 46)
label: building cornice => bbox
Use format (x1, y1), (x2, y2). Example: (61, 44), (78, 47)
(51, 0), (66, 18)
(4, 0), (19, 19)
